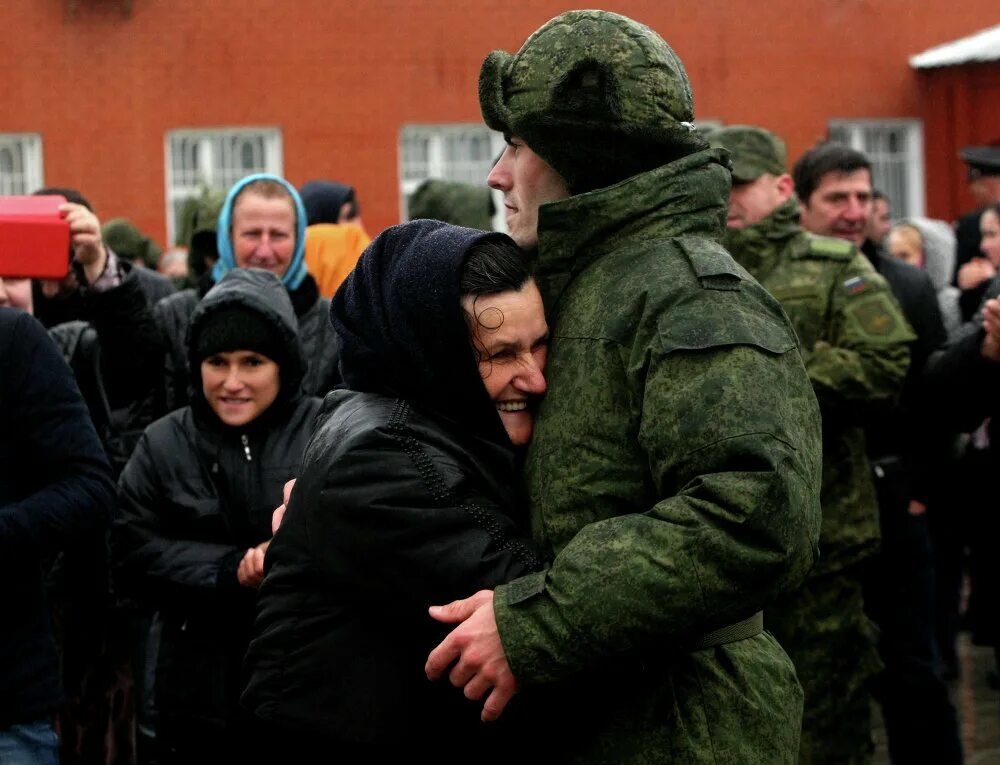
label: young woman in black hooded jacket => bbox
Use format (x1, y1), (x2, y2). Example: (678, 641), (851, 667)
(112, 268), (322, 764)
(242, 221), (548, 761)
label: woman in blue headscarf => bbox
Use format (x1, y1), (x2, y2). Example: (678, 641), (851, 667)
(154, 174), (341, 415)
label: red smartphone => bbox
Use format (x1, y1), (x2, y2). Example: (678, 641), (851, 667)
(0, 195), (71, 279)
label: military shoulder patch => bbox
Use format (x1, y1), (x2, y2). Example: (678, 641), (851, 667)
(848, 298), (898, 336)
(843, 276), (869, 295)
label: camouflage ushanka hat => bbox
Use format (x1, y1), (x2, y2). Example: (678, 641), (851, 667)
(479, 10), (707, 194)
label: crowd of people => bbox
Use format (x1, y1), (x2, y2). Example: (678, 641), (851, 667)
(3, 9), (1000, 765)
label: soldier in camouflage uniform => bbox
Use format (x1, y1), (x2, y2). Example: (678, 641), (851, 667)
(709, 125), (914, 764)
(425, 13), (824, 763)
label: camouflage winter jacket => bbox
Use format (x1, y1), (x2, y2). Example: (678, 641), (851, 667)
(492, 149), (823, 763)
(724, 198), (913, 577)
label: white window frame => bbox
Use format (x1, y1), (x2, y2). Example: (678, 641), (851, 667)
(828, 119), (925, 218)
(398, 124), (507, 231)
(0, 133), (44, 195)
(164, 127), (283, 245)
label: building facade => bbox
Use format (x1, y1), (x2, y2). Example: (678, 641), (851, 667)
(1, 0), (998, 246)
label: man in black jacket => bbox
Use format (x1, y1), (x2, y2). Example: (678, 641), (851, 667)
(795, 144), (962, 763)
(925, 278), (1000, 688)
(0, 308), (115, 764)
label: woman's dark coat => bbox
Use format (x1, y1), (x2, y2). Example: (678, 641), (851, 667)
(242, 221), (543, 758)
(112, 269), (321, 741)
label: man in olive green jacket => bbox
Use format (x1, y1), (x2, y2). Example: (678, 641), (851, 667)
(425, 12), (824, 763)
(710, 125), (914, 764)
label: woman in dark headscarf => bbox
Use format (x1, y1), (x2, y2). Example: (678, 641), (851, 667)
(242, 220), (548, 761)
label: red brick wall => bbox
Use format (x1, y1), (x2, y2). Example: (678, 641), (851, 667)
(920, 64), (1000, 221)
(3, 0), (998, 245)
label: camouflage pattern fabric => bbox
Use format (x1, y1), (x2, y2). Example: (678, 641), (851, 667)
(102, 218), (162, 270)
(724, 196), (914, 764)
(407, 179), (494, 231)
(723, 198), (913, 577)
(478, 9), (707, 194)
(492, 148), (823, 763)
(708, 125), (786, 182)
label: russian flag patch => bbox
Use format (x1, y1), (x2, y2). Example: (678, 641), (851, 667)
(843, 276), (868, 295)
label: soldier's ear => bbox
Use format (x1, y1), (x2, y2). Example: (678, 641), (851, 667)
(776, 174), (795, 202)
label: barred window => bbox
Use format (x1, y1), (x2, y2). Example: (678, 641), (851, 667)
(165, 128), (282, 244)
(828, 120), (925, 218)
(399, 124), (506, 229)
(0, 133), (43, 196)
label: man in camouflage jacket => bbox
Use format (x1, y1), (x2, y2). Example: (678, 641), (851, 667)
(425, 13), (823, 763)
(711, 125), (914, 764)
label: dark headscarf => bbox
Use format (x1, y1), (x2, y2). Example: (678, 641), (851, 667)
(188, 268), (305, 428)
(299, 180), (356, 226)
(331, 220), (514, 445)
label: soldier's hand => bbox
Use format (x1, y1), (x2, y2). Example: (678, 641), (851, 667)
(425, 590), (517, 722)
(60, 203), (107, 284)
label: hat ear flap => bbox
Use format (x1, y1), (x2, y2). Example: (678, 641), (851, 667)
(479, 51), (514, 132)
(552, 59), (622, 124)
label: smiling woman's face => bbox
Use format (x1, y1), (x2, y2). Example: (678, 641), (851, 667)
(201, 350), (280, 427)
(462, 279), (548, 446)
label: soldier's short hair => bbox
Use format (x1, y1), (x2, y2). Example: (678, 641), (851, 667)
(793, 143), (871, 204)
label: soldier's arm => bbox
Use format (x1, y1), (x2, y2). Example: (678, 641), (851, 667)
(805, 254), (913, 416)
(491, 342), (822, 685)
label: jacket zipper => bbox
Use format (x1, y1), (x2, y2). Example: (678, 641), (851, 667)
(241, 433), (252, 462)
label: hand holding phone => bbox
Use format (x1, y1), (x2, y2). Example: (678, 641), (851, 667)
(61, 203), (108, 285)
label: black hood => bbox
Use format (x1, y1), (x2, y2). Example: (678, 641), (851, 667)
(299, 180), (355, 226)
(187, 268), (305, 424)
(331, 220), (514, 444)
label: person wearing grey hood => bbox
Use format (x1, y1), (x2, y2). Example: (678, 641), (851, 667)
(153, 174), (341, 415)
(888, 218), (962, 339)
(113, 268), (322, 764)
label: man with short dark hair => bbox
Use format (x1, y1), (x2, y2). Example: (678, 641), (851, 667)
(793, 141), (962, 764)
(713, 126), (914, 764)
(422, 12), (824, 762)
(793, 142), (874, 246)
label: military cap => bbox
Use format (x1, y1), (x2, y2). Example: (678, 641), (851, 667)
(102, 218), (162, 269)
(708, 125), (787, 183)
(408, 179), (494, 231)
(479, 10), (707, 193)
(960, 146), (1000, 181)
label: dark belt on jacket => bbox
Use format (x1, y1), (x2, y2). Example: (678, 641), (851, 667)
(693, 611), (764, 650)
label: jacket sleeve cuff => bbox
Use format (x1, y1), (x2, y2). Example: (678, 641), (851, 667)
(494, 571), (591, 685)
